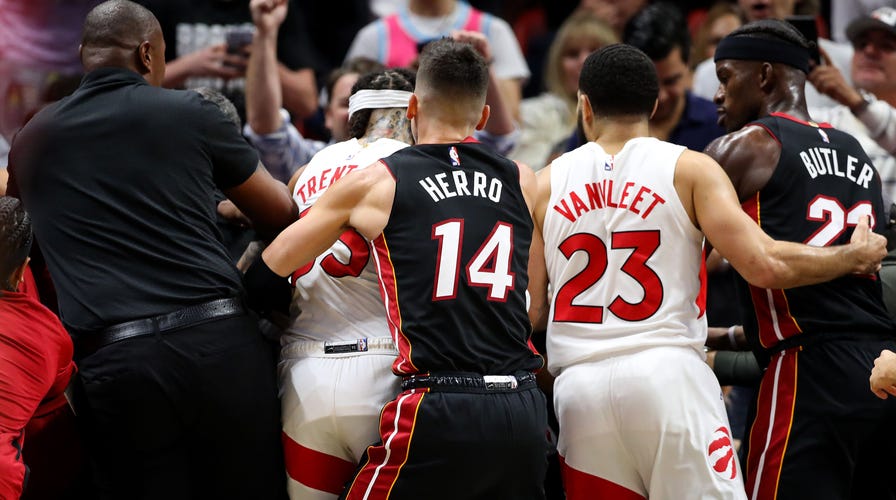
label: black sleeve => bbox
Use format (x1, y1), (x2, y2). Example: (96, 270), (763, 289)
(194, 95), (259, 189)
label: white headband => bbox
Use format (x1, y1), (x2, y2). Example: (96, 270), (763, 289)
(347, 89), (413, 119)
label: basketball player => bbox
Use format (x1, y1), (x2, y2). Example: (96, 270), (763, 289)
(246, 38), (549, 499)
(705, 19), (896, 500)
(527, 43), (888, 500)
(278, 67), (415, 500)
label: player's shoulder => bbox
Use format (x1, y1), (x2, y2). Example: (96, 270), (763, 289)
(704, 125), (775, 164)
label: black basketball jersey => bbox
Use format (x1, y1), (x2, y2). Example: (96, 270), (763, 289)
(740, 113), (895, 354)
(372, 139), (542, 376)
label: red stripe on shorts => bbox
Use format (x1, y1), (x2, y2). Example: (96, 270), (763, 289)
(343, 391), (425, 500)
(282, 431), (356, 494)
(745, 350), (798, 500)
(559, 455), (646, 500)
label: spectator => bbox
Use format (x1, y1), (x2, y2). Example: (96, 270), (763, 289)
(690, 1), (744, 68)
(706, 19), (896, 500)
(578, 0), (648, 37)
(247, 38), (549, 499)
(7, 1), (297, 497)
(830, 0), (891, 43)
(137, 0), (319, 123)
(0, 197), (78, 500)
(692, 0), (855, 110)
(529, 42), (886, 500)
(809, 7), (896, 205)
(511, 10), (617, 170)
(625, 2), (726, 151)
(0, 0), (101, 142)
(279, 67), (415, 499)
(344, 0), (530, 123)
(243, 0), (383, 183)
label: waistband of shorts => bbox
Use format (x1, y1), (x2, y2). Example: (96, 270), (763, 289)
(401, 371), (537, 393)
(769, 331), (896, 354)
(280, 336), (397, 358)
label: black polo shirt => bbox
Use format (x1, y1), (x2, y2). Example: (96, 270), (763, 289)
(9, 68), (258, 333)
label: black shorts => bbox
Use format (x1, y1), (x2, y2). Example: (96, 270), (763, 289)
(341, 372), (550, 500)
(744, 336), (896, 500)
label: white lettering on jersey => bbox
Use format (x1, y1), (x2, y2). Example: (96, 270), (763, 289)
(419, 171), (503, 203)
(799, 147), (874, 189)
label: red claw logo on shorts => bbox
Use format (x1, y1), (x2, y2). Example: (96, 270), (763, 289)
(708, 426), (737, 480)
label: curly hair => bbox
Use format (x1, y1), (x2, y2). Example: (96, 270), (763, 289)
(347, 68), (416, 140)
(0, 196), (33, 292)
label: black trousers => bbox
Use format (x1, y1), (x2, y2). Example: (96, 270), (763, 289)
(74, 314), (286, 500)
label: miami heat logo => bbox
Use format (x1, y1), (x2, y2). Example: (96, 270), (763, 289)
(707, 426), (737, 479)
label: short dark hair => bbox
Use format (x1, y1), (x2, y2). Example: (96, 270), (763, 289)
(725, 18), (811, 49)
(0, 197), (32, 292)
(82, 0), (158, 49)
(579, 44), (658, 117)
(417, 38), (489, 105)
(348, 68), (416, 139)
(624, 2), (691, 65)
(194, 87), (241, 132)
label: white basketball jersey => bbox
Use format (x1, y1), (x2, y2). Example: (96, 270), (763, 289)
(543, 138), (706, 375)
(285, 137), (409, 344)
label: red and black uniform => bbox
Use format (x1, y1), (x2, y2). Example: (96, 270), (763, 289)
(738, 113), (896, 500)
(0, 268), (75, 499)
(341, 139), (548, 500)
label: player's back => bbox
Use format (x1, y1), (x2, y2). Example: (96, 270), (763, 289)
(374, 140), (542, 376)
(285, 137), (408, 344)
(544, 138), (706, 374)
(742, 114), (896, 351)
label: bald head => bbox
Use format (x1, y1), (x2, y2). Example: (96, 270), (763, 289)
(80, 0), (165, 83)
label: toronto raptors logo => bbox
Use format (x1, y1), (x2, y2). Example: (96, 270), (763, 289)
(707, 426), (737, 479)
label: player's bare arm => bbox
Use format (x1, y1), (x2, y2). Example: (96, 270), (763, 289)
(526, 164), (552, 332)
(703, 126), (780, 202)
(262, 160), (394, 276)
(678, 150), (887, 289)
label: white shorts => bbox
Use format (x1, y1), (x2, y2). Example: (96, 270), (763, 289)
(554, 346), (746, 500)
(279, 337), (399, 500)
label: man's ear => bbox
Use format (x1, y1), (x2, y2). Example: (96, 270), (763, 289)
(137, 40), (153, 74)
(758, 62), (775, 92)
(580, 93), (594, 126)
(650, 98), (659, 120)
(406, 94), (418, 120)
(475, 104), (490, 131)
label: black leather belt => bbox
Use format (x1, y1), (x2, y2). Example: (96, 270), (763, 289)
(401, 371), (537, 393)
(75, 297), (245, 357)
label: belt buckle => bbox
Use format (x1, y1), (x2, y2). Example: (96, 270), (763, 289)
(483, 375), (517, 390)
(324, 338), (369, 354)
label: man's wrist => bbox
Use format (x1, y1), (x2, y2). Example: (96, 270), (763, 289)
(850, 89), (875, 115)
